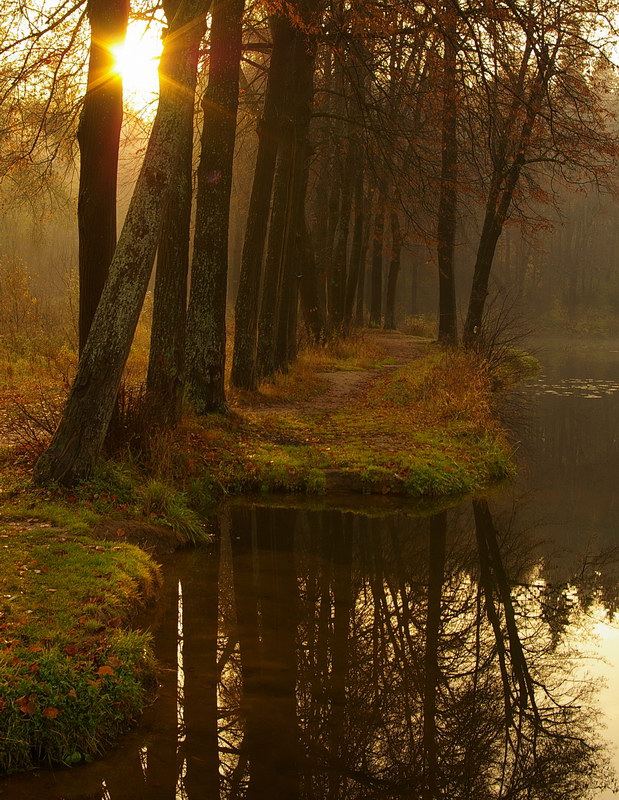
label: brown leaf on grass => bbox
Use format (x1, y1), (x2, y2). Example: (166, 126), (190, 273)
(97, 665), (115, 676)
(42, 706), (59, 718)
(16, 695), (37, 715)
(67, 688), (77, 699)
(107, 656), (122, 668)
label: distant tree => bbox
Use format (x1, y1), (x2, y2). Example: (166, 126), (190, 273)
(462, 0), (617, 345)
(230, 14), (295, 391)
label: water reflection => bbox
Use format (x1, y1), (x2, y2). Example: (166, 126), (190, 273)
(6, 500), (615, 799)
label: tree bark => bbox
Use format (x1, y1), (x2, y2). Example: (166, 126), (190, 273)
(77, 0), (129, 354)
(185, 0), (245, 414)
(230, 15), (295, 390)
(34, 0), (209, 486)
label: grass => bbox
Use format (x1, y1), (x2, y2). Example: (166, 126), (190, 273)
(0, 516), (160, 772)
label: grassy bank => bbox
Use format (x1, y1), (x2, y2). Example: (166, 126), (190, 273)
(169, 347), (515, 499)
(0, 514), (160, 772)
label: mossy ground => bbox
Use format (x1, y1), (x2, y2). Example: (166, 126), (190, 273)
(0, 515), (160, 773)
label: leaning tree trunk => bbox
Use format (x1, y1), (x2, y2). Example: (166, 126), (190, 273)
(77, 0), (129, 353)
(145, 9), (201, 427)
(185, 0), (245, 414)
(230, 15), (295, 391)
(34, 0), (209, 486)
(436, 20), (459, 346)
(383, 211), (402, 330)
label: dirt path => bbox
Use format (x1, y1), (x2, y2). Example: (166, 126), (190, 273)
(257, 331), (433, 416)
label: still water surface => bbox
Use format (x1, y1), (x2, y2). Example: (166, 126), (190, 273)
(3, 337), (619, 799)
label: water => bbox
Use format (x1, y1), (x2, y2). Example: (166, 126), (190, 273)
(4, 336), (619, 799)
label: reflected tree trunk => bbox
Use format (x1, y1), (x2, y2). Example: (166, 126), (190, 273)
(423, 512), (446, 799)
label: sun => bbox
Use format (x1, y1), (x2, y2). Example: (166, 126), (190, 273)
(111, 21), (163, 110)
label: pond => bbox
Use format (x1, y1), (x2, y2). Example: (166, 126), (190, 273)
(3, 337), (619, 799)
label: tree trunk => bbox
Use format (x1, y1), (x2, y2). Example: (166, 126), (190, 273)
(299, 216), (325, 343)
(273, 28), (317, 373)
(145, 15), (200, 427)
(185, 0), (245, 414)
(463, 207), (502, 345)
(354, 208), (371, 327)
(77, 0), (129, 353)
(436, 22), (459, 346)
(369, 191), (385, 328)
(328, 139), (355, 332)
(256, 123), (295, 381)
(384, 211), (402, 330)
(34, 0), (209, 486)
(230, 16), (295, 390)
(343, 161), (365, 332)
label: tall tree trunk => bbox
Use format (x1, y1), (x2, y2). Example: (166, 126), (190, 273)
(354, 208), (371, 327)
(343, 161), (365, 332)
(77, 0), (129, 354)
(34, 0), (209, 486)
(185, 0), (245, 414)
(411, 242), (421, 316)
(230, 16), (295, 390)
(328, 138), (355, 332)
(145, 11), (200, 427)
(273, 28), (317, 373)
(384, 211), (402, 330)
(369, 191), (385, 328)
(436, 20), (459, 346)
(256, 123), (295, 381)
(299, 215), (325, 343)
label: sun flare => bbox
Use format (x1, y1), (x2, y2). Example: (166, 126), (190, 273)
(111, 22), (163, 109)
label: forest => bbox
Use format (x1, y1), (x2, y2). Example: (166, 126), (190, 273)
(0, 0), (616, 485)
(1, 0), (619, 790)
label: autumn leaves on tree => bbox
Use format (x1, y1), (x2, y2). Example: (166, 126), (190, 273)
(24, 0), (619, 485)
